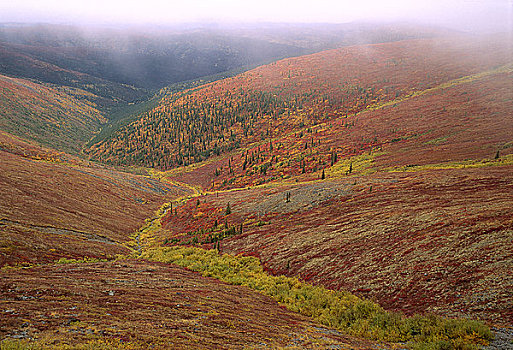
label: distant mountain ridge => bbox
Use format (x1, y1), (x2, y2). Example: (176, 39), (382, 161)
(0, 22), (452, 96)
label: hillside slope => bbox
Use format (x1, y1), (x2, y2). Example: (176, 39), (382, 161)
(0, 132), (191, 267)
(0, 22), (449, 91)
(156, 166), (513, 326)
(0, 74), (109, 153)
(1, 29), (512, 348)
(157, 64), (513, 190)
(85, 35), (513, 170)
(0, 43), (145, 110)
(0, 259), (386, 349)
(0, 25), (305, 90)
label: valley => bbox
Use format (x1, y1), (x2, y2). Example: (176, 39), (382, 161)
(0, 23), (512, 349)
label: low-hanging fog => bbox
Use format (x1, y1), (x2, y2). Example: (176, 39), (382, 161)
(0, 0), (511, 33)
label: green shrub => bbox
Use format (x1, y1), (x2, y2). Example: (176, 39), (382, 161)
(141, 246), (493, 350)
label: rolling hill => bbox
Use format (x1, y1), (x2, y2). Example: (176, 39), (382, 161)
(0, 22), (449, 91)
(155, 165), (513, 326)
(0, 259), (388, 349)
(1, 26), (512, 350)
(0, 22), (455, 154)
(85, 34), (513, 172)
(0, 135), (431, 350)
(0, 42), (145, 111)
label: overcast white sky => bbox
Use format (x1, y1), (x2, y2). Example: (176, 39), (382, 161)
(0, 0), (511, 32)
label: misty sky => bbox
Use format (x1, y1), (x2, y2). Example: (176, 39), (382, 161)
(0, 0), (511, 32)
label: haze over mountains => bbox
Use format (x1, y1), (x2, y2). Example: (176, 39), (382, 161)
(0, 22), (453, 153)
(0, 15), (512, 350)
(0, 22), (450, 92)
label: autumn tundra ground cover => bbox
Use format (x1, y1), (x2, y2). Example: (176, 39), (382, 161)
(1, 31), (512, 349)
(0, 132), (192, 267)
(86, 35), (513, 172)
(0, 133), (396, 349)
(109, 33), (512, 347)
(0, 74), (107, 153)
(159, 66), (513, 191)
(2, 259), (387, 349)
(154, 165), (513, 327)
